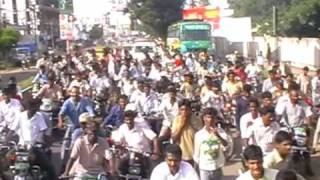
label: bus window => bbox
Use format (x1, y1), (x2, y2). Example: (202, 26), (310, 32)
(181, 30), (210, 41)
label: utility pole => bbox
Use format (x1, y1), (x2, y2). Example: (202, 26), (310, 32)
(272, 6), (279, 62)
(50, 22), (55, 48)
(0, 1), (2, 28)
(272, 6), (277, 36)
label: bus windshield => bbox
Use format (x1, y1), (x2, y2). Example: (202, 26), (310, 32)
(181, 29), (210, 41)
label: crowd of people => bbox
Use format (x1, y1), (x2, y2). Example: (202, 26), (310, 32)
(0, 46), (320, 180)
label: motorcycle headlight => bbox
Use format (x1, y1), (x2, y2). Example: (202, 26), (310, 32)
(17, 156), (29, 161)
(129, 166), (142, 175)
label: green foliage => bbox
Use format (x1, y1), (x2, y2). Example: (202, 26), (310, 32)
(128, 0), (184, 40)
(89, 25), (103, 40)
(199, 0), (210, 6)
(278, 0), (320, 37)
(230, 0), (320, 37)
(0, 27), (20, 49)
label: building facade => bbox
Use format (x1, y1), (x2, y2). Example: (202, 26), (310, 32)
(0, 0), (59, 48)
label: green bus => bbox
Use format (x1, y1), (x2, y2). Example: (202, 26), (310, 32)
(167, 21), (213, 53)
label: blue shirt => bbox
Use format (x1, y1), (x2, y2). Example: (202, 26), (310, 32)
(33, 72), (48, 85)
(59, 97), (95, 127)
(103, 105), (124, 127)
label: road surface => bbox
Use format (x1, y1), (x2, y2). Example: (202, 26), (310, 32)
(0, 68), (37, 89)
(2, 68), (320, 180)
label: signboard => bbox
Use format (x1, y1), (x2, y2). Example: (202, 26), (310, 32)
(183, 24), (210, 30)
(59, 14), (74, 40)
(59, 0), (73, 14)
(183, 7), (220, 19)
(183, 7), (220, 29)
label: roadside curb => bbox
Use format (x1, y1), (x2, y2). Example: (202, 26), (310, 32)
(0, 67), (37, 75)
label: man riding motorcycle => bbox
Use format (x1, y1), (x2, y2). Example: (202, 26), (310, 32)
(62, 120), (114, 180)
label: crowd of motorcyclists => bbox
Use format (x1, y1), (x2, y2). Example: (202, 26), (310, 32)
(0, 45), (320, 180)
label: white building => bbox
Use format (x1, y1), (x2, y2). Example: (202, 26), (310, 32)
(73, 0), (131, 37)
(0, 0), (27, 29)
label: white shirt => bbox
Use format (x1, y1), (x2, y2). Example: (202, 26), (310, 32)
(262, 78), (275, 93)
(89, 76), (111, 93)
(237, 168), (305, 180)
(0, 99), (22, 131)
(150, 161), (199, 180)
(69, 80), (90, 92)
(240, 112), (260, 139)
(257, 55), (264, 66)
(275, 100), (313, 127)
(118, 79), (135, 97)
(185, 57), (195, 73)
(311, 76), (320, 94)
(193, 127), (225, 171)
(116, 122), (156, 153)
(159, 97), (179, 127)
(135, 92), (159, 115)
(201, 91), (224, 112)
(311, 76), (320, 105)
(129, 89), (143, 103)
(246, 118), (280, 154)
(148, 65), (162, 81)
(12, 111), (48, 146)
(245, 64), (261, 78)
(236, 168), (278, 180)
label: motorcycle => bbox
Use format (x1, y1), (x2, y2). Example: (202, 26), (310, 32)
(143, 112), (164, 135)
(39, 98), (60, 135)
(21, 57), (31, 70)
(9, 143), (48, 180)
(111, 145), (151, 180)
(216, 121), (235, 161)
(222, 101), (236, 129)
(93, 94), (109, 118)
(59, 173), (108, 180)
(61, 124), (74, 168)
(247, 76), (261, 94)
(286, 126), (314, 177)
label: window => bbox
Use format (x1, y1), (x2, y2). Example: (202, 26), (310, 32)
(181, 30), (210, 41)
(13, 14), (18, 24)
(168, 26), (179, 38)
(12, 0), (17, 10)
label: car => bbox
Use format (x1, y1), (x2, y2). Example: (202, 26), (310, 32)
(129, 41), (157, 61)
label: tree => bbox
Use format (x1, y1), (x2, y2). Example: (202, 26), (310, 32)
(278, 0), (320, 38)
(230, 0), (320, 37)
(0, 27), (20, 58)
(89, 25), (103, 40)
(128, 0), (185, 40)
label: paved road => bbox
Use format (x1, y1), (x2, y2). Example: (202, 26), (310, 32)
(49, 131), (320, 180)
(0, 68), (37, 89)
(2, 68), (319, 180)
